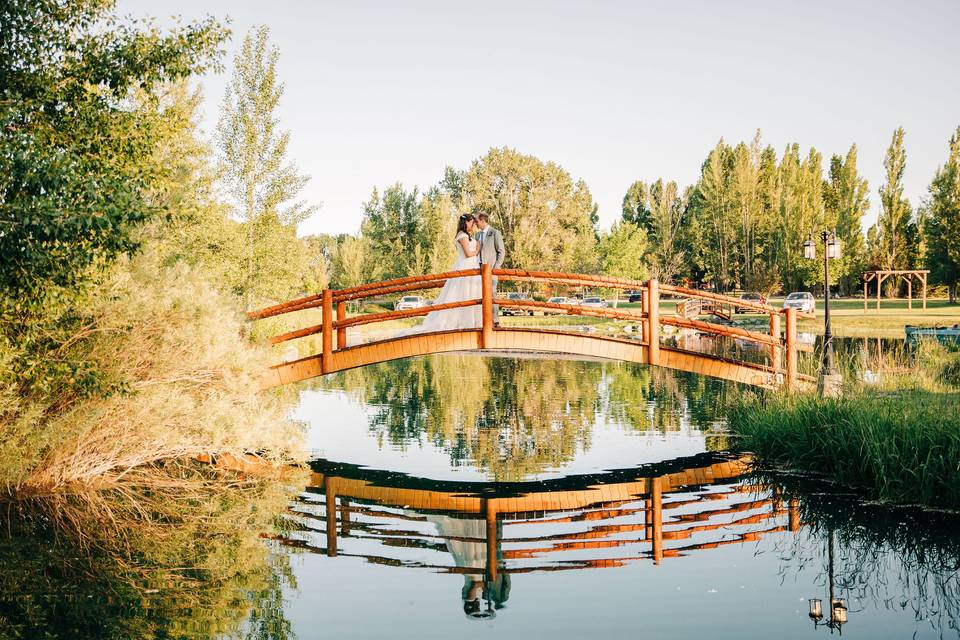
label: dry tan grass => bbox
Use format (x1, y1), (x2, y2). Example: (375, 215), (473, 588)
(1, 249), (305, 493)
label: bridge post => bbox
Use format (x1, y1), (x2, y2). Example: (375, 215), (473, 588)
(785, 307), (797, 391)
(641, 288), (650, 345)
(336, 301), (347, 350)
(647, 279), (660, 366)
(649, 477), (663, 565)
(325, 477), (337, 557)
(321, 289), (333, 374)
(769, 312), (781, 373)
(481, 263), (494, 348)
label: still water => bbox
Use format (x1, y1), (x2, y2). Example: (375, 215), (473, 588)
(2, 354), (959, 638)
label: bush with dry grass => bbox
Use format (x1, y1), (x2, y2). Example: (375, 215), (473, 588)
(0, 249), (304, 494)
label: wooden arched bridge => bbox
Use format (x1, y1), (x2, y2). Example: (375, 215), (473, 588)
(248, 266), (816, 391)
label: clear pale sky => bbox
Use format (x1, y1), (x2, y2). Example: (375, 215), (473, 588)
(119, 0), (960, 237)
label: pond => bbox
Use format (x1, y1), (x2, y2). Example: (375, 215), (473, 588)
(2, 354), (959, 638)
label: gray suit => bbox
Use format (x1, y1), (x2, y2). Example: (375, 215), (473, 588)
(477, 227), (505, 269)
(477, 227), (506, 322)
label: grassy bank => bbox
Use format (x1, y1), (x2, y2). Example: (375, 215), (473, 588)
(728, 343), (960, 509)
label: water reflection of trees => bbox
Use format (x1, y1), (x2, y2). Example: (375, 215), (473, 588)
(0, 468), (302, 639)
(322, 355), (731, 480)
(762, 471), (960, 636)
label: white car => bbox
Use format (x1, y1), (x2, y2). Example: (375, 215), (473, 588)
(545, 296), (573, 315)
(580, 296), (608, 309)
(394, 295), (427, 311)
(782, 292), (815, 313)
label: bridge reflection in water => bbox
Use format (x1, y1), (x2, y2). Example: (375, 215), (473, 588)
(279, 453), (798, 617)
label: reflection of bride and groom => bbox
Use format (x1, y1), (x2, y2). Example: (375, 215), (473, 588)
(425, 511), (510, 619)
(415, 212), (506, 334)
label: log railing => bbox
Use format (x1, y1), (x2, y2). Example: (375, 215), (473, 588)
(248, 265), (814, 389)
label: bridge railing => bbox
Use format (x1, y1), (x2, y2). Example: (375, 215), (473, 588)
(248, 266), (815, 389)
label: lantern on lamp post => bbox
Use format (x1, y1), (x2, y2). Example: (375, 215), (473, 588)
(805, 230), (842, 396)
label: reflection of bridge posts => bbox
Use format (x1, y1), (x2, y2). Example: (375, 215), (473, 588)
(650, 477), (663, 565)
(325, 477), (337, 557)
(340, 498), (351, 536)
(485, 498), (498, 583)
(647, 279), (660, 366)
(789, 498), (800, 532)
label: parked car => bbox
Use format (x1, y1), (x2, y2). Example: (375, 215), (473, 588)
(782, 291), (815, 313)
(580, 296), (609, 309)
(736, 292), (768, 313)
(545, 296), (572, 315)
(394, 295), (427, 311)
(626, 289), (643, 303)
(501, 292), (535, 316)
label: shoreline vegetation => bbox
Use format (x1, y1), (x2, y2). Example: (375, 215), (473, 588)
(728, 342), (960, 509)
(1, 248), (306, 495)
(1, 5), (307, 502)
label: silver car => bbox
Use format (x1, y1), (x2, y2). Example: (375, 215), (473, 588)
(580, 296), (609, 309)
(782, 292), (815, 313)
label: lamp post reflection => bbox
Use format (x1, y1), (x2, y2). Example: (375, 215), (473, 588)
(808, 529), (849, 633)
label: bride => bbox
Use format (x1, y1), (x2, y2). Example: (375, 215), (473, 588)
(413, 214), (482, 333)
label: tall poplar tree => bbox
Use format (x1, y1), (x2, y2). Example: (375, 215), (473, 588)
(646, 179), (687, 282)
(925, 126), (960, 303)
(217, 26), (314, 308)
(874, 128), (913, 289)
(823, 145), (870, 294)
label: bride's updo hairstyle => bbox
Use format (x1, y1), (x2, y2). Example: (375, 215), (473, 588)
(456, 214), (476, 236)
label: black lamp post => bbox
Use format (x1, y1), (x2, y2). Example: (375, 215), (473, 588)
(805, 231), (842, 394)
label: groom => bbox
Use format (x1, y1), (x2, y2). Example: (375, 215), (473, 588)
(476, 213), (506, 325)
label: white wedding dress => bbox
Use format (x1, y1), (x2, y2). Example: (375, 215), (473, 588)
(413, 232), (482, 333)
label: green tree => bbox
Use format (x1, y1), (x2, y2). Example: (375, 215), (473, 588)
(823, 145), (870, 295)
(925, 126), (960, 303)
(359, 184), (422, 280)
(0, 0), (226, 393)
(773, 145), (823, 291)
(694, 140), (737, 291)
(646, 179), (687, 282)
(622, 180), (652, 228)
(419, 187), (457, 273)
(463, 147), (597, 272)
(874, 127), (913, 293)
(331, 234), (369, 293)
(600, 221), (648, 279)
(216, 26), (315, 308)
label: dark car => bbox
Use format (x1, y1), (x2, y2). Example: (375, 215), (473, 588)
(736, 292), (768, 314)
(626, 289), (643, 303)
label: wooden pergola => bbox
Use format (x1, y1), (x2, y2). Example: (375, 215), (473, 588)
(863, 270), (929, 311)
